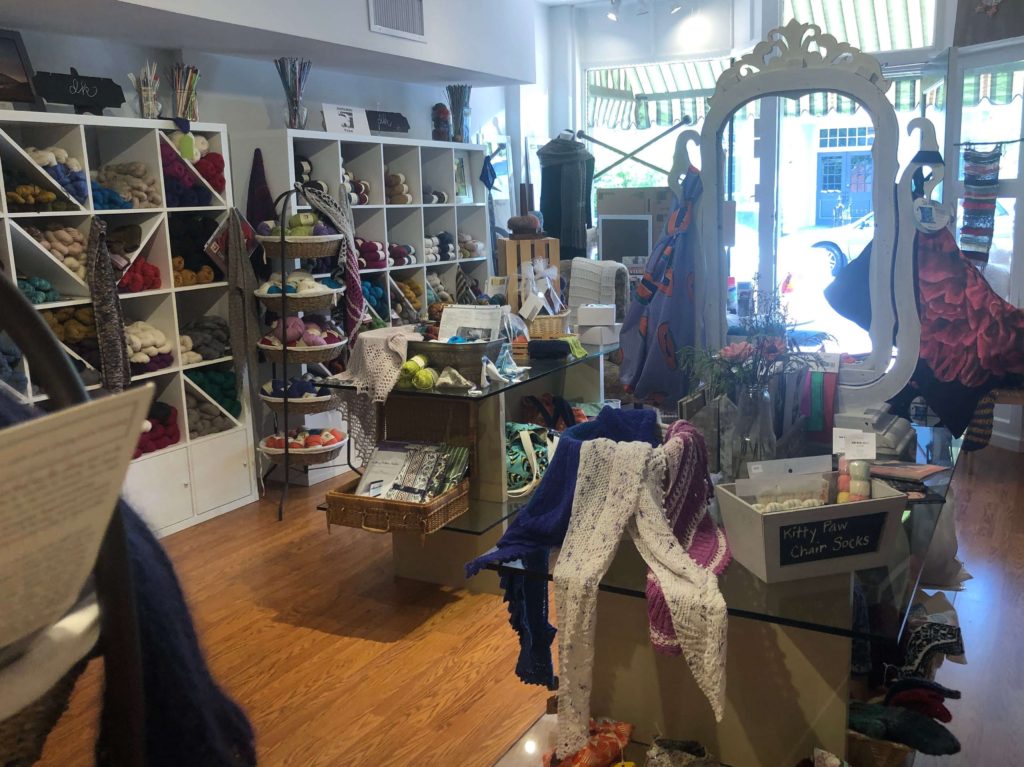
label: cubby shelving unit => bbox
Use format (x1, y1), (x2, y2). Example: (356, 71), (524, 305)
(0, 110), (257, 536)
(231, 129), (494, 326)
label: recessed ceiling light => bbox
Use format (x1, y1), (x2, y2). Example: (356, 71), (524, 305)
(671, 2), (683, 13)
(607, 0), (621, 21)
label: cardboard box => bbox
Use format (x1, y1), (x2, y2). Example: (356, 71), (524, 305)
(577, 304), (616, 326)
(596, 186), (672, 217)
(579, 323), (622, 345)
(716, 477), (907, 583)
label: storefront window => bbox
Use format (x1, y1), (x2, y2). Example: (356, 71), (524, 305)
(783, 0), (937, 52)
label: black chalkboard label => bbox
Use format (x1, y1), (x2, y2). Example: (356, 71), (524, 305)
(779, 512), (887, 566)
(33, 68), (124, 115)
(366, 109), (410, 134)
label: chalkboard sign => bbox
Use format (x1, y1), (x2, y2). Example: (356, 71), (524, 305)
(367, 109), (410, 134)
(778, 512), (887, 566)
(33, 68), (124, 115)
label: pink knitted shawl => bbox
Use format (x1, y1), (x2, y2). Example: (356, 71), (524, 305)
(646, 420), (731, 655)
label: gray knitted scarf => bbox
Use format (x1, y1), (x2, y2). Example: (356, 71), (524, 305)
(296, 184), (364, 341)
(85, 219), (131, 391)
(537, 137), (592, 252)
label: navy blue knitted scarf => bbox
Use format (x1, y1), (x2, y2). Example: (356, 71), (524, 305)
(0, 393), (256, 767)
(467, 406), (660, 688)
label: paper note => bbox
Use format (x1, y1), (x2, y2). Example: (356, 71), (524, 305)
(844, 432), (877, 459)
(0, 386), (152, 649)
(832, 427), (863, 454)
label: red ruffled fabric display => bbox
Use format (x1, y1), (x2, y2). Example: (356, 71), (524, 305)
(916, 228), (1024, 388)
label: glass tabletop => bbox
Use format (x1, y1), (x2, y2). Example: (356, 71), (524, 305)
(320, 344), (618, 401)
(482, 424), (961, 644)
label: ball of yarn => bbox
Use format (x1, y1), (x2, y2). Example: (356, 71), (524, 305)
(413, 367), (439, 390)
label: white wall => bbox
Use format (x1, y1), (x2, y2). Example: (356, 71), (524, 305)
(116, 0), (537, 84)
(7, 29), (506, 141)
(575, 0), (738, 69)
(184, 50), (506, 141)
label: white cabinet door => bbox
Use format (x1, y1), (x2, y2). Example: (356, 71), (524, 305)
(190, 429), (254, 514)
(124, 447), (194, 532)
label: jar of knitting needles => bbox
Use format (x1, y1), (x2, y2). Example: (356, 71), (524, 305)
(447, 84), (472, 143)
(275, 57), (312, 130)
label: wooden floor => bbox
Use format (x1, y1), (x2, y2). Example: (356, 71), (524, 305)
(35, 447), (1024, 766)
(37, 477), (548, 767)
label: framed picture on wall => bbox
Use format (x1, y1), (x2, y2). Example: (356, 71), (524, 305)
(0, 30), (40, 108)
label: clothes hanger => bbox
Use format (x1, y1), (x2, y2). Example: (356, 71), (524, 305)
(905, 117), (948, 231)
(558, 128), (576, 141)
(668, 129), (700, 197)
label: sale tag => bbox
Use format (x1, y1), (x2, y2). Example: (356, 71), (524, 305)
(844, 432), (877, 459)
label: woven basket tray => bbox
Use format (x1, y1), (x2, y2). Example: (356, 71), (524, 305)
(258, 340), (347, 365)
(256, 234), (344, 262)
(259, 393), (336, 416)
(529, 311), (570, 339)
(846, 730), (914, 767)
(254, 288), (342, 313)
(326, 477), (470, 535)
(406, 339), (503, 381)
(259, 443), (344, 467)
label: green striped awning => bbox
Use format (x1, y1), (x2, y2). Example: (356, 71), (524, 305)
(779, 78), (935, 116)
(586, 58), (728, 130)
(962, 69), (1024, 106)
(783, 0), (936, 52)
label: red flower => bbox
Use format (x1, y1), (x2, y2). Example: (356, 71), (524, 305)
(719, 341), (754, 362)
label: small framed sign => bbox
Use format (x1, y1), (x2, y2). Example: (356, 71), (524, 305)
(322, 103), (370, 135)
(0, 29), (42, 109)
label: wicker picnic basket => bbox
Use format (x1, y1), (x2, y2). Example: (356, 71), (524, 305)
(326, 476), (470, 535)
(256, 233), (343, 261)
(845, 730), (914, 767)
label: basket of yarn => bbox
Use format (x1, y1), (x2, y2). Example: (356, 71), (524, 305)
(254, 271), (343, 313)
(259, 428), (346, 466)
(257, 314), (347, 364)
(259, 376), (336, 416)
(325, 476), (470, 535)
(846, 731), (914, 767)
(406, 339), (503, 383)
(255, 213), (343, 261)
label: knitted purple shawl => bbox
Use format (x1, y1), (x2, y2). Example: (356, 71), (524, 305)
(646, 420), (731, 655)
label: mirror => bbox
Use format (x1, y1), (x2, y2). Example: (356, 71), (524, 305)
(698, 20), (925, 412)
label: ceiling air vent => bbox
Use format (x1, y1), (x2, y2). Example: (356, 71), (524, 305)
(368, 0), (426, 42)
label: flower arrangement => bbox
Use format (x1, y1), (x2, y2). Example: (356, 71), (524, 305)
(679, 288), (825, 401)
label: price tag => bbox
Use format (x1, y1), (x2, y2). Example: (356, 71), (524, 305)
(844, 432), (877, 459)
(832, 427), (862, 454)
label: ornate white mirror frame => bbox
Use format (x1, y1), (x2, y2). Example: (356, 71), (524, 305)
(698, 20), (924, 412)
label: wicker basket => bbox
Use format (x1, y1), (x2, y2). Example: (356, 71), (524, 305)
(406, 339), (503, 381)
(529, 311), (570, 339)
(845, 730), (914, 767)
(259, 393), (336, 416)
(326, 477), (470, 534)
(254, 288), (342, 313)
(256, 234), (344, 262)
(258, 340), (347, 365)
(259, 442), (344, 467)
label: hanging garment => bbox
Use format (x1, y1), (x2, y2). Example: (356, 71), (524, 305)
(897, 227), (1024, 440)
(646, 420), (730, 655)
(300, 184), (365, 342)
(0, 392), (256, 767)
(84, 219), (131, 392)
(959, 146), (1001, 265)
(538, 137), (595, 260)
(466, 407), (662, 688)
(619, 170), (703, 407)
(554, 438), (727, 758)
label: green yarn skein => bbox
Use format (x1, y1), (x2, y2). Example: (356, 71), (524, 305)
(412, 367), (439, 390)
